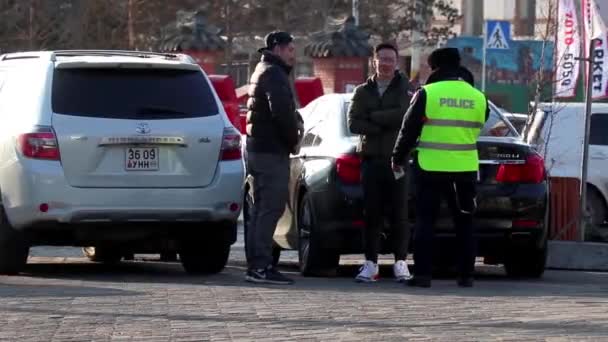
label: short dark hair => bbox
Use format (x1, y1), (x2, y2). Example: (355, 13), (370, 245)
(374, 43), (399, 57)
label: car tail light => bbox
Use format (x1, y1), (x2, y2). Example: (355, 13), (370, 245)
(220, 127), (242, 161)
(512, 219), (540, 228)
(496, 153), (545, 184)
(17, 127), (60, 160)
(336, 154), (362, 184)
(353, 220), (365, 228)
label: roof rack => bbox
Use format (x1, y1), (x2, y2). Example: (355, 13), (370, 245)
(1, 51), (51, 61)
(50, 50), (196, 63)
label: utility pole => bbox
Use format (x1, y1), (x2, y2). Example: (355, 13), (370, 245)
(579, 38), (597, 242)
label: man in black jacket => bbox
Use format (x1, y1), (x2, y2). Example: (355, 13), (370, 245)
(244, 31), (302, 285)
(392, 48), (489, 288)
(348, 43), (414, 283)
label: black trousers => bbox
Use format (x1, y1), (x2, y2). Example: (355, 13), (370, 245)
(361, 158), (410, 263)
(413, 167), (477, 279)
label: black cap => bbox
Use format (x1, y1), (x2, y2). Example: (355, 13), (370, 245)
(428, 47), (461, 70)
(258, 31), (294, 53)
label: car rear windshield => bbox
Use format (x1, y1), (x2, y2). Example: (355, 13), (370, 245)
(480, 106), (519, 138)
(52, 68), (219, 119)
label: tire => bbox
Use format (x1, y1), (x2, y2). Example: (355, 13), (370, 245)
(271, 246), (281, 267)
(243, 183), (280, 267)
(82, 246), (122, 264)
(179, 241), (230, 275)
(0, 207), (29, 275)
(159, 252), (178, 262)
(504, 239), (547, 279)
(243, 184), (253, 258)
(586, 186), (608, 242)
(297, 193), (340, 277)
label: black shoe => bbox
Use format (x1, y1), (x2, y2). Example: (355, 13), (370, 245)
(407, 277), (431, 288)
(245, 266), (294, 285)
(457, 277), (474, 288)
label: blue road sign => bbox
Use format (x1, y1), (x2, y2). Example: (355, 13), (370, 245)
(486, 20), (511, 50)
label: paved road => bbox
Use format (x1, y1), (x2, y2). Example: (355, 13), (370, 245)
(1, 230), (606, 341)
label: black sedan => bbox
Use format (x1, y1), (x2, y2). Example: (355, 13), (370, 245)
(243, 93), (549, 278)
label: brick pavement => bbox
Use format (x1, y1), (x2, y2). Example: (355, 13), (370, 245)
(3, 230), (607, 341)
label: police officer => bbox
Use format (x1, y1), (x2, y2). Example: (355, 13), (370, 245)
(391, 48), (489, 288)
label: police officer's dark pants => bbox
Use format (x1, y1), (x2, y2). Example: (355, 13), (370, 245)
(246, 152), (290, 270)
(413, 169), (477, 279)
(361, 158), (410, 263)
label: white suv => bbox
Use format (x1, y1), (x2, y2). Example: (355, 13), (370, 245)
(0, 50), (245, 275)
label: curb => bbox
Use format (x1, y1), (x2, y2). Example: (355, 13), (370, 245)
(547, 240), (608, 272)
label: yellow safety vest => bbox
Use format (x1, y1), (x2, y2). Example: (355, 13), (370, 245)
(417, 80), (487, 172)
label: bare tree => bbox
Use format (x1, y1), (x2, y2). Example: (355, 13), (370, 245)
(523, 0), (558, 140)
(358, 0), (459, 44)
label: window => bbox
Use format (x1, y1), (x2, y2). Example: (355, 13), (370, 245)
(52, 68), (218, 119)
(301, 99), (329, 147)
(590, 113), (608, 146)
(515, 0), (536, 37)
(479, 104), (519, 137)
(509, 119), (526, 134)
(344, 101), (355, 136)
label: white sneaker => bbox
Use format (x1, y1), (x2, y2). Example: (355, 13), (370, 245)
(355, 260), (379, 283)
(394, 260), (412, 282)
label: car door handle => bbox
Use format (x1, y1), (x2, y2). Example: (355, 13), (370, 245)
(591, 152), (608, 159)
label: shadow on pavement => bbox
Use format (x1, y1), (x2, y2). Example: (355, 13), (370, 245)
(15, 259), (608, 299)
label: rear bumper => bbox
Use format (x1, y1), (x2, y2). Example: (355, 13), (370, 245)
(2, 158), (245, 230)
(317, 220), (545, 257)
(308, 181), (547, 256)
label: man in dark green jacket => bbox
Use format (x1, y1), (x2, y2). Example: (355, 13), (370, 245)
(347, 43), (414, 283)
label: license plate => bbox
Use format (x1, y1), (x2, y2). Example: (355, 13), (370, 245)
(125, 147), (159, 171)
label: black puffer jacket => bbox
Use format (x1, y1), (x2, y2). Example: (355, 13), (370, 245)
(246, 52), (301, 155)
(347, 72), (413, 159)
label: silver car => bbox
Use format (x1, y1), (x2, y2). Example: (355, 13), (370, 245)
(0, 50), (245, 275)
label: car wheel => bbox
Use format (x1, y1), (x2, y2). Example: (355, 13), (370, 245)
(82, 246), (123, 264)
(271, 246), (281, 267)
(159, 252), (178, 262)
(243, 183), (280, 267)
(586, 186), (608, 242)
(0, 207), (29, 275)
(179, 241), (230, 275)
(243, 184), (253, 257)
(504, 239), (547, 279)
(297, 193), (339, 277)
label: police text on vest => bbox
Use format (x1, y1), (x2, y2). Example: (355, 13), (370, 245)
(439, 98), (475, 109)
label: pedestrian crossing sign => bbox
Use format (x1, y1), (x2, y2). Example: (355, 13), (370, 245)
(486, 20), (511, 50)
